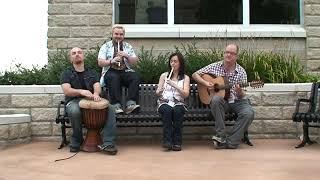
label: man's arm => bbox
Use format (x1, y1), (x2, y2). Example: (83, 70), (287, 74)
(61, 83), (94, 99)
(235, 70), (248, 98)
(62, 83), (84, 96)
(97, 58), (111, 67)
(192, 71), (209, 87)
(121, 43), (138, 65)
(97, 43), (113, 68)
(126, 55), (138, 65)
(93, 82), (101, 96)
(192, 63), (216, 88)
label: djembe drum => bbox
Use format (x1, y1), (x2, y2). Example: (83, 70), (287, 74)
(79, 98), (109, 152)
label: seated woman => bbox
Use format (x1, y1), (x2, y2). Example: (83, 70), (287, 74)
(156, 52), (190, 151)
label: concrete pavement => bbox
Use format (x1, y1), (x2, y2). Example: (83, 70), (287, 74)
(0, 139), (319, 180)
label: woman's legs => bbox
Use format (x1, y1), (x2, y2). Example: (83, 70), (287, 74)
(158, 104), (173, 147)
(172, 105), (185, 146)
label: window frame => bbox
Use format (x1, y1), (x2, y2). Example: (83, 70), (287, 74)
(112, 0), (306, 38)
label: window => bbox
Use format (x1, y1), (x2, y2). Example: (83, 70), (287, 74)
(115, 0), (167, 24)
(115, 0), (300, 25)
(113, 0), (304, 38)
(250, 0), (300, 24)
(174, 0), (242, 24)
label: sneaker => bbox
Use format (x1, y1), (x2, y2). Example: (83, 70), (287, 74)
(99, 144), (118, 155)
(113, 104), (124, 114)
(172, 145), (182, 151)
(125, 104), (140, 114)
(70, 146), (80, 153)
(211, 135), (226, 143)
(213, 141), (237, 150)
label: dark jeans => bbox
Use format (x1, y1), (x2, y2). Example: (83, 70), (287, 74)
(158, 104), (185, 146)
(104, 68), (140, 106)
(66, 98), (117, 148)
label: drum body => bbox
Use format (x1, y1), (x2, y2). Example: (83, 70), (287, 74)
(79, 98), (109, 152)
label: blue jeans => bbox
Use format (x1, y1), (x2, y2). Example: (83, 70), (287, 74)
(210, 96), (254, 147)
(66, 98), (117, 148)
(158, 104), (185, 146)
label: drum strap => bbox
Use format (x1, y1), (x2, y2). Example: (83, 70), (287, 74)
(54, 152), (79, 162)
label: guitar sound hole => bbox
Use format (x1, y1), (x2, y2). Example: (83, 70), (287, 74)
(213, 84), (220, 92)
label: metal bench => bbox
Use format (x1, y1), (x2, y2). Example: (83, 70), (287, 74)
(56, 84), (252, 149)
(292, 82), (320, 148)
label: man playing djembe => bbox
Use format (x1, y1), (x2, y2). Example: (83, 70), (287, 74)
(60, 47), (118, 155)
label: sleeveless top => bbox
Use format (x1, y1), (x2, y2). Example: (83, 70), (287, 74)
(157, 75), (187, 111)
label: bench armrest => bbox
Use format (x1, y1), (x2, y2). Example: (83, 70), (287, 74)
(294, 98), (311, 114)
(55, 101), (69, 124)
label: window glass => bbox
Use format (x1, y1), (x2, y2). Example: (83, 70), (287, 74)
(115, 0), (301, 25)
(115, 0), (167, 24)
(250, 0), (300, 24)
(174, 0), (243, 24)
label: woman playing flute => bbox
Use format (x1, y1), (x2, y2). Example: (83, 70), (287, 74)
(156, 52), (190, 151)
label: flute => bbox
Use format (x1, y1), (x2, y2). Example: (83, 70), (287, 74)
(161, 67), (174, 96)
(117, 41), (121, 66)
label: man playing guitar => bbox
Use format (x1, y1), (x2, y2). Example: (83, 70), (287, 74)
(192, 43), (255, 149)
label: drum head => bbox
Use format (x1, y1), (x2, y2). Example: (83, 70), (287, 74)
(79, 98), (109, 109)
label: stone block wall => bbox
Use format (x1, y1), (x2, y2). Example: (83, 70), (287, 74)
(305, 0), (320, 72)
(47, 1), (307, 62)
(48, 0), (113, 55)
(0, 114), (32, 149)
(0, 84), (317, 143)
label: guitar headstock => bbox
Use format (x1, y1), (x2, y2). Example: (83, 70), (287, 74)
(249, 80), (264, 89)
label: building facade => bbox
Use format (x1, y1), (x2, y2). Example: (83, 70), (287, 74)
(48, 0), (320, 72)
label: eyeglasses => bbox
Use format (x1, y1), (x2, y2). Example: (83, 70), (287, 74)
(224, 51), (237, 56)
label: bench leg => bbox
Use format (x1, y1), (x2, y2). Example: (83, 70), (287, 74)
(295, 122), (317, 148)
(58, 122), (69, 149)
(242, 131), (253, 146)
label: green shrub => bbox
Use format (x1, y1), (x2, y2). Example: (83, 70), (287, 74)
(135, 47), (169, 83)
(0, 64), (49, 85)
(0, 43), (318, 85)
(238, 50), (309, 83)
(0, 48), (101, 85)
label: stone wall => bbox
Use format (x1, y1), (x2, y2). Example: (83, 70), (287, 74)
(305, 0), (320, 72)
(48, 0), (113, 55)
(0, 114), (31, 149)
(47, 1), (307, 62)
(0, 84), (317, 143)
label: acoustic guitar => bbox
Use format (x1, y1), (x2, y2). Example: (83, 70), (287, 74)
(197, 74), (264, 104)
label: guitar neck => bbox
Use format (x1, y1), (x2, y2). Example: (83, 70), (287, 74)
(221, 82), (249, 90)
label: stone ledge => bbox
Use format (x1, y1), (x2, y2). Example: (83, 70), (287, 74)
(0, 83), (314, 94)
(0, 114), (31, 125)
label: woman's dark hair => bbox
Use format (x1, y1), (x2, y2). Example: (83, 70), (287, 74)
(167, 52), (185, 80)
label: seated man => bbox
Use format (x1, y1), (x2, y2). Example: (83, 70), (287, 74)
(192, 44), (254, 149)
(98, 24), (140, 114)
(60, 47), (117, 155)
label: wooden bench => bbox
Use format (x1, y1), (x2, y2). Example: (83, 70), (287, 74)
(56, 84), (252, 149)
(292, 82), (320, 148)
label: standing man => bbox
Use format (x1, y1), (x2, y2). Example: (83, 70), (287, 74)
(61, 47), (118, 155)
(192, 44), (254, 149)
(98, 24), (140, 114)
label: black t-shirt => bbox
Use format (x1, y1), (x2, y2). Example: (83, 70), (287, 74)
(77, 71), (87, 90)
(60, 67), (99, 103)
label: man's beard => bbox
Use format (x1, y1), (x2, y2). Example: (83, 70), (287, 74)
(113, 39), (122, 43)
(73, 58), (83, 65)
